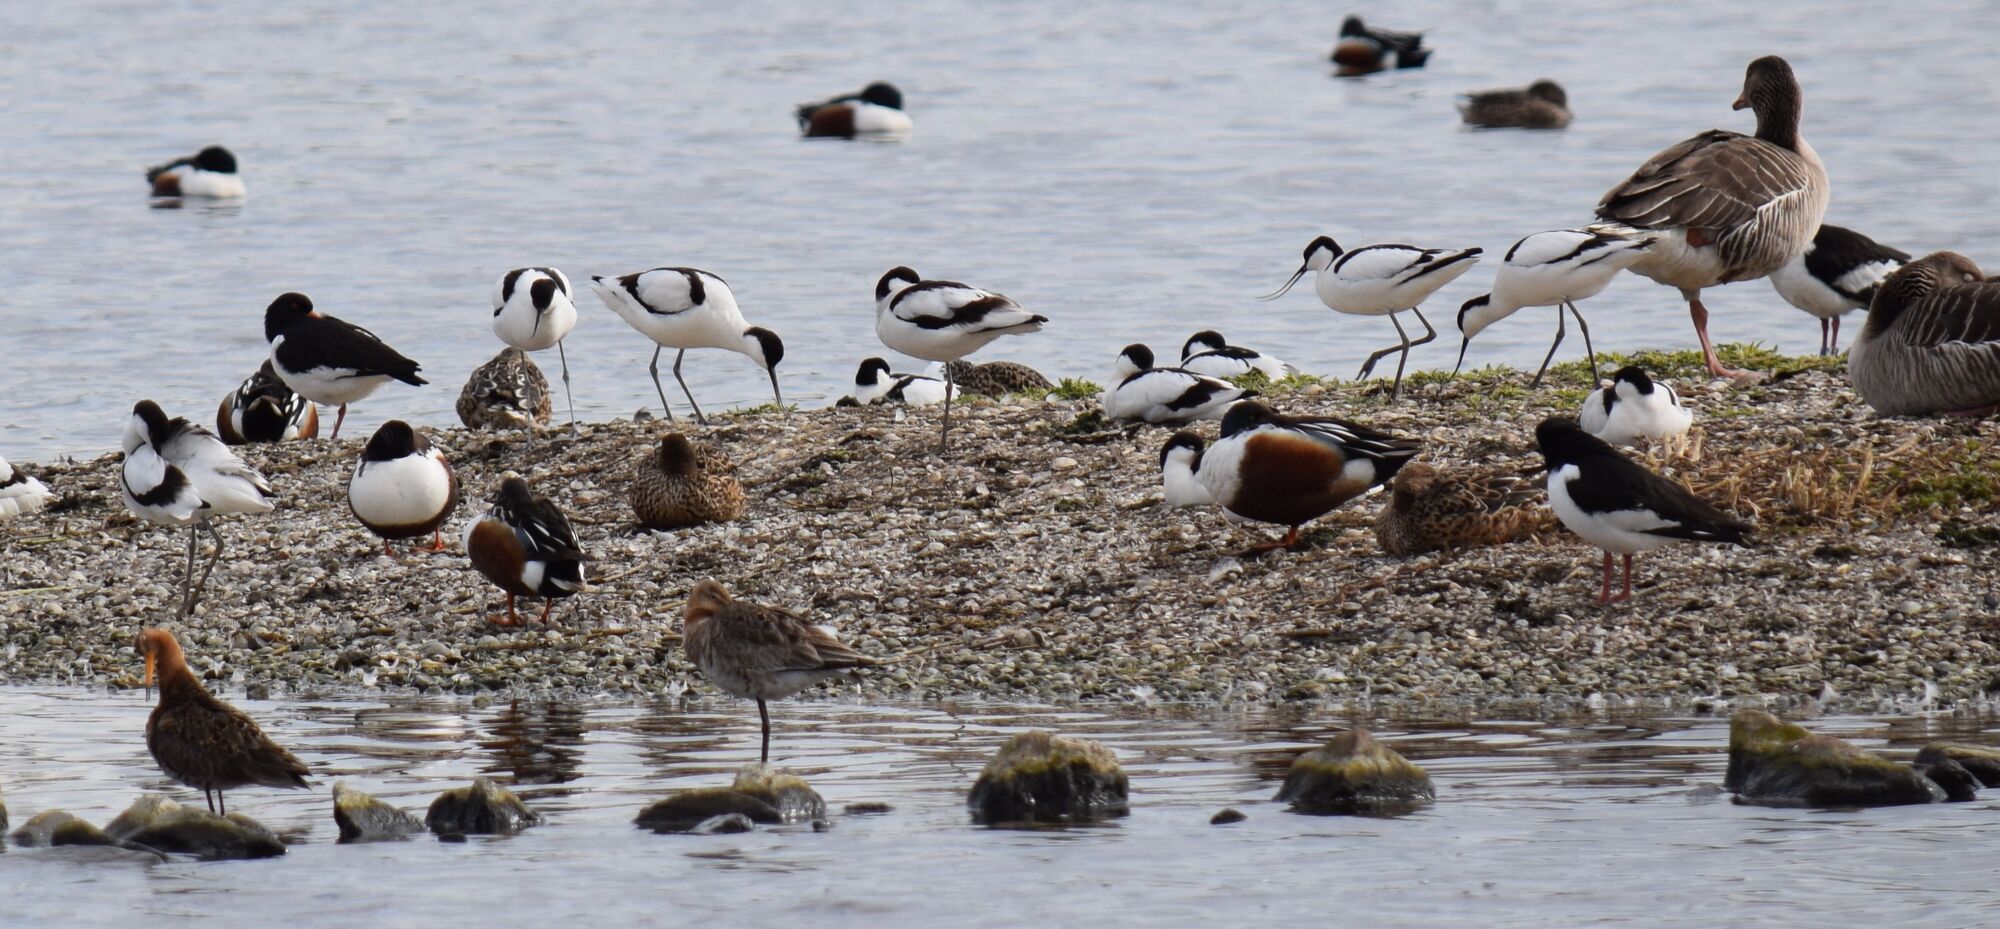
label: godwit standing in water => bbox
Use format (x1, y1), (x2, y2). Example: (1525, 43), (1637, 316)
(138, 628), (310, 814)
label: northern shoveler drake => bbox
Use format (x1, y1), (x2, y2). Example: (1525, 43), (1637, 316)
(1848, 252), (2000, 416)
(1195, 400), (1421, 552)
(1591, 56), (1828, 381)
(682, 579), (883, 763)
(1579, 366), (1693, 446)
(493, 267), (578, 430)
(1536, 417), (1751, 604)
(1455, 228), (1654, 385)
(588, 267), (784, 424)
(851, 357), (957, 406)
(0, 455), (55, 520)
(874, 266), (1046, 451)
(1329, 16), (1430, 76)
(120, 400), (274, 617)
(217, 360), (318, 445)
(1101, 344), (1254, 425)
(1262, 236), (1482, 397)
(146, 145), (245, 199)
(264, 292), (427, 442)
(1769, 224), (1910, 356)
(464, 475), (586, 626)
(1375, 461), (1551, 555)
(940, 360), (1055, 397)
(633, 433), (744, 530)
(138, 628), (309, 814)
(456, 347), (552, 434)
(796, 82), (913, 139)
(1459, 80), (1571, 130)
(1178, 330), (1298, 380)
(348, 420), (459, 556)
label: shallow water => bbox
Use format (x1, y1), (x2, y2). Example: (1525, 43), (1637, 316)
(7, 1), (2000, 460)
(0, 688), (1995, 927)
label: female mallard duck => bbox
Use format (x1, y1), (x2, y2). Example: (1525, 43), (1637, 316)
(1848, 251), (2000, 416)
(1459, 79), (1570, 129)
(633, 433), (744, 530)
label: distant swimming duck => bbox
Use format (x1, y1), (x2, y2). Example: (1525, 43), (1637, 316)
(1178, 330), (1298, 380)
(1196, 400), (1421, 552)
(348, 420), (459, 556)
(1848, 251), (2000, 416)
(1263, 235), (1482, 398)
(1536, 417), (1751, 604)
(796, 82), (913, 138)
(492, 267), (578, 430)
(1459, 80), (1571, 129)
(457, 347), (552, 433)
(0, 455), (54, 521)
(1375, 461), (1549, 556)
(146, 145), (245, 199)
(1768, 224), (1910, 356)
(138, 628), (309, 815)
(217, 360), (318, 445)
(1455, 228), (1654, 386)
(940, 360), (1055, 397)
(851, 357), (957, 407)
(1579, 366), (1693, 445)
(1330, 16), (1430, 76)
(265, 292), (427, 441)
(1102, 344), (1255, 425)
(120, 400), (274, 617)
(633, 433), (744, 530)
(464, 476), (586, 627)
(1158, 431), (1214, 508)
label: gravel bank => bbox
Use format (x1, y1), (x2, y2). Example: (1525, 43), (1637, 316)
(5, 353), (1998, 709)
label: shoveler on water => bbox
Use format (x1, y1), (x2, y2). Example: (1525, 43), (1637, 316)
(795, 82), (913, 138)
(1329, 16), (1430, 76)
(146, 145), (245, 199)
(138, 628), (310, 815)
(1194, 400), (1421, 552)
(464, 475), (586, 626)
(1459, 80), (1571, 130)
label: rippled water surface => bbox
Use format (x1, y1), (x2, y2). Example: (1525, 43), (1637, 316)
(7, 1), (2000, 460)
(1, 689), (1997, 927)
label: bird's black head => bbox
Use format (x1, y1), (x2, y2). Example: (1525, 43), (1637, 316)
(1182, 330), (1226, 358)
(360, 420), (421, 463)
(1339, 15), (1365, 36)
(1528, 80), (1566, 107)
(1118, 343), (1155, 372)
(1304, 235), (1343, 264)
(194, 146), (237, 173)
(744, 327), (784, 370)
(856, 357), (892, 386)
(1218, 399), (1278, 438)
(876, 266), (921, 302)
(1612, 365), (1656, 395)
(1534, 416), (1614, 466)
(264, 292), (316, 341)
(860, 82), (904, 109)
(132, 400), (173, 445)
(530, 276), (561, 311)
(1160, 430), (1206, 468)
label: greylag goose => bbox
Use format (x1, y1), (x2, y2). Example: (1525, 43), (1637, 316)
(1848, 251), (2000, 416)
(1459, 80), (1571, 129)
(1768, 223), (1910, 356)
(1591, 56), (1828, 380)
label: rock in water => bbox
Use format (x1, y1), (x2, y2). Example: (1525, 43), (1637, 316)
(691, 813), (755, 835)
(966, 730), (1129, 825)
(1725, 710), (1945, 807)
(0, 782), (7, 834)
(10, 810), (120, 848)
(102, 795), (285, 860)
(1210, 808), (1247, 825)
(1915, 743), (2000, 788)
(425, 778), (543, 836)
(1275, 729), (1434, 815)
(333, 781), (426, 842)
(633, 765), (825, 834)
(1912, 755), (1980, 803)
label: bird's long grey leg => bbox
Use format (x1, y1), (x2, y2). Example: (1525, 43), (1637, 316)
(672, 350), (707, 425)
(648, 346), (676, 422)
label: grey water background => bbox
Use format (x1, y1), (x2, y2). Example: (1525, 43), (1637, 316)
(6, 0), (1999, 461)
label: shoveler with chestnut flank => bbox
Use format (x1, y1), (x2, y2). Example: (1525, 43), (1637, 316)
(1178, 330), (1298, 380)
(456, 347), (552, 433)
(1195, 400), (1421, 552)
(1375, 461), (1551, 556)
(1262, 235), (1481, 398)
(1158, 431), (1214, 508)
(1459, 80), (1571, 130)
(1536, 417), (1751, 604)
(633, 433), (743, 530)
(851, 357), (957, 407)
(493, 267), (578, 431)
(138, 628), (310, 815)
(940, 360), (1055, 397)
(348, 420), (459, 556)
(589, 267), (784, 424)
(796, 82), (913, 139)
(1768, 224), (1910, 356)
(0, 455), (55, 520)
(464, 476), (585, 626)
(217, 360), (318, 445)
(1329, 16), (1430, 76)
(1848, 251), (2000, 416)
(146, 145), (245, 199)
(1591, 56), (1828, 380)
(264, 292), (427, 442)
(1454, 228), (1654, 386)
(682, 579), (884, 763)
(1579, 366), (1693, 446)
(120, 400), (274, 617)
(875, 266), (1047, 451)
(1102, 344), (1254, 425)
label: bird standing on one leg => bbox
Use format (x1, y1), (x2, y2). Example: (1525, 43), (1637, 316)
(873, 266), (1046, 452)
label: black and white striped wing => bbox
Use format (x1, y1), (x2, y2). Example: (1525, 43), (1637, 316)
(1280, 417), (1422, 466)
(1336, 244), (1481, 287)
(1806, 226), (1910, 304)
(501, 496), (585, 562)
(888, 281), (1041, 334)
(616, 267), (721, 317)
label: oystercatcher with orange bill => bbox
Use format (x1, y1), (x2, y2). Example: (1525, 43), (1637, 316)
(265, 292), (426, 441)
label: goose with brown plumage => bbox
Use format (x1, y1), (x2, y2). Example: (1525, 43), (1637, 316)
(1591, 56), (1828, 381)
(1848, 251), (2000, 417)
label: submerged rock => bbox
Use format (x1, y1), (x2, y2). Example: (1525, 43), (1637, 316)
(691, 813), (755, 835)
(425, 778), (543, 836)
(333, 782), (426, 842)
(634, 765), (825, 833)
(1912, 755), (1980, 803)
(1275, 729), (1434, 815)
(0, 782), (7, 834)
(1725, 710), (1945, 807)
(1210, 808), (1247, 825)
(102, 796), (284, 860)
(1915, 743), (2000, 788)
(843, 802), (893, 816)
(11, 810), (120, 848)
(967, 730), (1129, 825)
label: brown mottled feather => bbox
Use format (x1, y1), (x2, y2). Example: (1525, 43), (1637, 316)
(682, 580), (878, 702)
(1376, 462), (1555, 555)
(138, 629), (309, 796)
(457, 347), (552, 431)
(632, 433), (744, 529)
(943, 360), (1056, 397)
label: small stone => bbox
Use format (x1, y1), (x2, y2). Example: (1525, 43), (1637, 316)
(10, 810), (119, 849)
(425, 778), (543, 835)
(1275, 729), (1434, 815)
(635, 765), (824, 833)
(1915, 743), (2000, 788)
(967, 731), (1128, 825)
(842, 802), (893, 816)
(333, 781), (426, 842)
(1209, 808), (1247, 825)
(1051, 457), (1079, 471)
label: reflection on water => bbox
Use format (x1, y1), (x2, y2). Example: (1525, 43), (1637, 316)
(2, 687), (1995, 927)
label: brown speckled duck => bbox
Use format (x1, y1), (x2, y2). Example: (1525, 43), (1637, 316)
(1375, 461), (1552, 555)
(457, 347), (551, 433)
(633, 433), (744, 530)
(138, 628), (310, 814)
(942, 360), (1056, 397)
(1459, 79), (1571, 129)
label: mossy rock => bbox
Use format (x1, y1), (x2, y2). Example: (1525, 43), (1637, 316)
(11, 810), (120, 849)
(333, 782), (425, 842)
(1725, 711), (1944, 807)
(1912, 756), (1980, 803)
(1915, 743), (2000, 788)
(634, 765), (824, 833)
(967, 730), (1128, 825)
(691, 813), (755, 835)
(425, 777), (543, 836)
(103, 796), (284, 860)
(1274, 729), (1434, 815)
